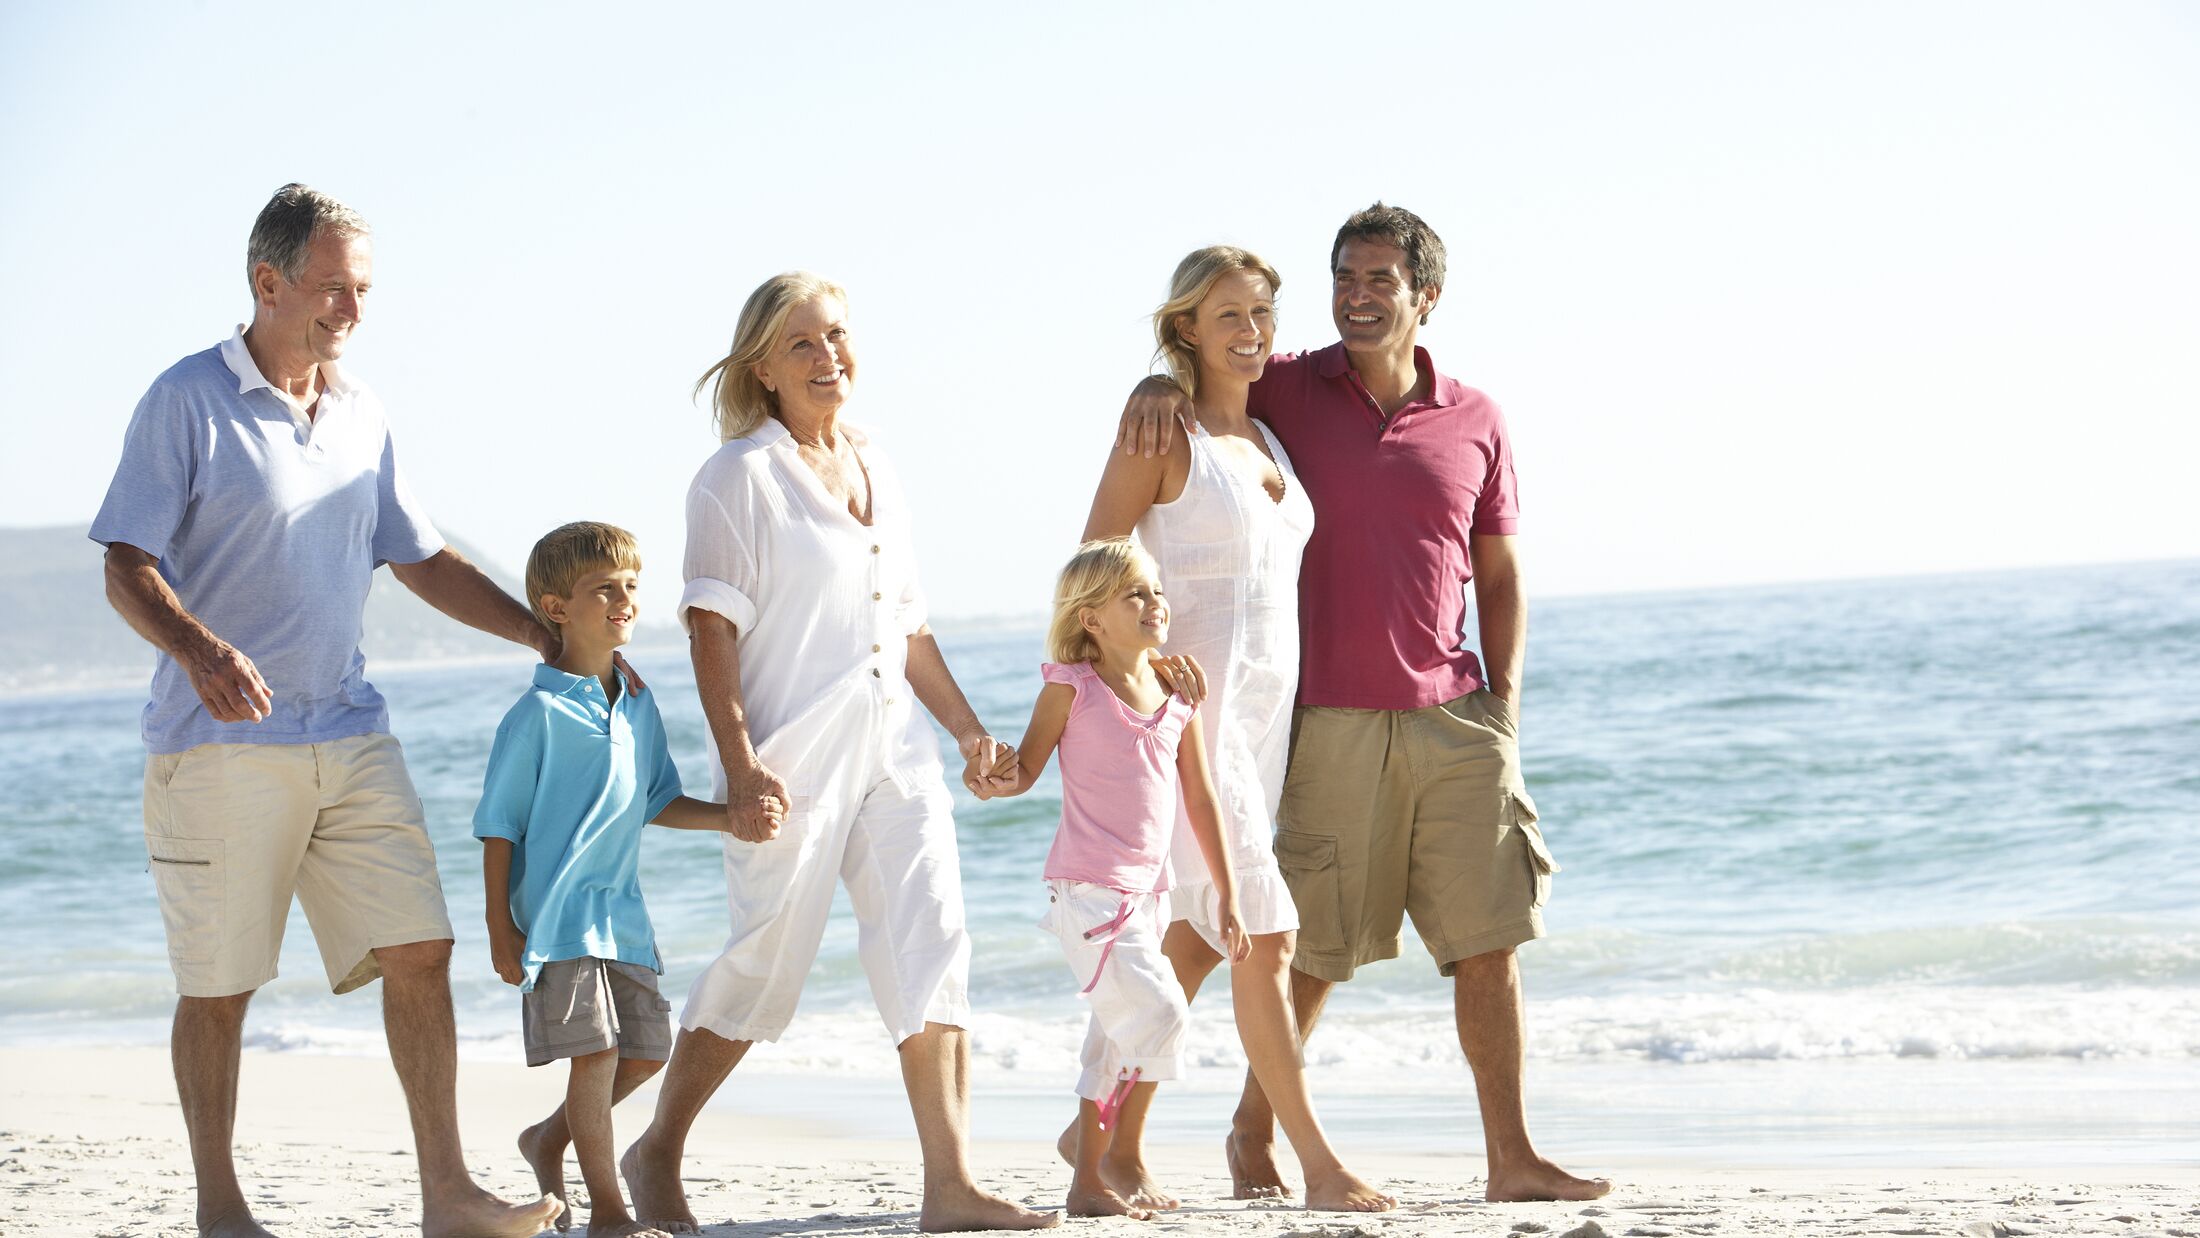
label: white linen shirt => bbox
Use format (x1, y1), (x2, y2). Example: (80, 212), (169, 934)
(679, 419), (931, 756)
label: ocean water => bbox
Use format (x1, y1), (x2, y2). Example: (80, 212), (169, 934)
(6, 559), (2196, 1164)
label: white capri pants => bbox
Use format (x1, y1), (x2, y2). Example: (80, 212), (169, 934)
(1042, 880), (1187, 1103)
(684, 676), (972, 1045)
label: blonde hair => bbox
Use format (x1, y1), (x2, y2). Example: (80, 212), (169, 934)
(1047, 537), (1158, 664)
(1151, 246), (1281, 401)
(525, 521), (642, 633)
(695, 271), (851, 442)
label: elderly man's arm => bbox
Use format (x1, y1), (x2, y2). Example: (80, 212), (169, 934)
(104, 542), (273, 723)
(389, 546), (558, 661)
(1470, 533), (1526, 707)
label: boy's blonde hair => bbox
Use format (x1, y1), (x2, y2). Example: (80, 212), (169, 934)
(526, 521), (642, 633)
(1047, 537), (1158, 664)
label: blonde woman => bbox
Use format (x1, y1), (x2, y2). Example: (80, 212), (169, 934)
(620, 273), (1056, 1234)
(1074, 248), (1395, 1213)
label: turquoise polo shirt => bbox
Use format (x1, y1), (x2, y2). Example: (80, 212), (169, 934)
(473, 665), (685, 990)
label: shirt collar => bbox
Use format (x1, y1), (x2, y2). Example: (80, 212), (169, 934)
(532, 663), (624, 708)
(218, 325), (356, 423)
(1314, 342), (1465, 407)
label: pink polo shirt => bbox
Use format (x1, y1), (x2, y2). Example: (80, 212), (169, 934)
(1249, 343), (1519, 711)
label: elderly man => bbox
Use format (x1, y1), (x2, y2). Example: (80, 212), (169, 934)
(1117, 203), (1611, 1203)
(93, 184), (564, 1238)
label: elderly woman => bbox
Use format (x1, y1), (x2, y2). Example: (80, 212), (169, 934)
(620, 272), (1056, 1234)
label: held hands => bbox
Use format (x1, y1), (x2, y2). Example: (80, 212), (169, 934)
(960, 733), (1020, 800)
(486, 915), (527, 987)
(185, 636), (272, 724)
(1116, 375), (1196, 458)
(724, 759), (789, 843)
(1218, 899), (1252, 965)
(1148, 653), (1207, 706)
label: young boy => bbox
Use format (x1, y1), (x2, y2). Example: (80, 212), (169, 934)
(474, 521), (740, 1237)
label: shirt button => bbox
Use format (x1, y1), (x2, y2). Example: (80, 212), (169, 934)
(872, 644), (881, 652)
(872, 669), (881, 678)
(871, 545), (880, 554)
(873, 592), (882, 601)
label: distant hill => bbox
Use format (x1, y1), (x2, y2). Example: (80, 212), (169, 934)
(2, 524), (673, 697)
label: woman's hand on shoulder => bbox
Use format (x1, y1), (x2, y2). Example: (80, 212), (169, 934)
(1149, 653), (1207, 705)
(723, 759), (789, 843)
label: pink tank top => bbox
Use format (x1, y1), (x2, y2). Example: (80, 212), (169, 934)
(1038, 661), (1196, 894)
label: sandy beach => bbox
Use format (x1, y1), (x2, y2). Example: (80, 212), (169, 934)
(6, 1046), (2195, 1237)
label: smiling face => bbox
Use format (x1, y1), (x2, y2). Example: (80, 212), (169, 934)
(255, 229), (372, 366)
(542, 566), (641, 654)
(754, 295), (855, 421)
(1082, 566), (1170, 655)
(1178, 268), (1276, 389)
(1331, 238), (1436, 355)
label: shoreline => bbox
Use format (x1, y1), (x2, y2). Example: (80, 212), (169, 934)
(8, 1047), (2197, 1236)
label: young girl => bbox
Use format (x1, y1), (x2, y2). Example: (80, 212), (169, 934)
(982, 537), (1248, 1221)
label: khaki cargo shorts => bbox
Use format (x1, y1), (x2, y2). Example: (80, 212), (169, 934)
(1273, 690), (1557, 982)
(522, 958), (674, 1067)
(142, 732), (454, 998)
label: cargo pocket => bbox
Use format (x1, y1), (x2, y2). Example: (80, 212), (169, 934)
(1507, 790), (1558, 910)
(1272, 830), (1343, 957)
(146, 836), (223, 963)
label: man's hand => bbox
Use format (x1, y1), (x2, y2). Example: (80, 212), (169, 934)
(184, 637), (273, 723)
(724, 759), (789, 843)
(1115, 375), (1195, 458)
(1149, 653), (1207, 706)
(487, 915), (527, 987)
(960, 733), (1019, 799)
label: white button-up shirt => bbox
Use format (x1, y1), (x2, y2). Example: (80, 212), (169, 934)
(679, 419), (930, 753)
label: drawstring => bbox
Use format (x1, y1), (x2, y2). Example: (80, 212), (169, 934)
(1096, 1067), (1143, 1131)
(1079, 896), (1138, 994)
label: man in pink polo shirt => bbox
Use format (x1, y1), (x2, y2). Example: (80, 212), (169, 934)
(1116, 204), (1609, 1203)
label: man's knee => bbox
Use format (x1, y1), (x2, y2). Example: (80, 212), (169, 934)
(1449, 945), (1517, 986)
(373, 937), (454, 979)
(176, 990), (255, 1027)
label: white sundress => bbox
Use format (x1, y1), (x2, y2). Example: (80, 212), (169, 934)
(1134, 420), (1315, 947)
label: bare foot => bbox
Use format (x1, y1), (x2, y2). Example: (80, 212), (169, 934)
(1484, 1157), (1613, 1203)
(517, 1123), (572, 1232)
(619, 1140), (698, 1235)
(200, 1207), (279, 1238)
(421, 1185), (563, 1238)
(1065, 1184), (1150, 1222)
(920, 1182), (1062, 1232)
(1225, 1129), (1293, 1200)
(587, 1221), (672, 1238)
(1096, 1152), (1179, 1211)
(1303, 1165), (1398, 1213)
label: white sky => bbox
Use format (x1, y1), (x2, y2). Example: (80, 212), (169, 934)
(4, 2), (2195, 620)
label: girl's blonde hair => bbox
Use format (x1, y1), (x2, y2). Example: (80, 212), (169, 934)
(1151, 245), (1281, 401)
(1047, 537), (1158, 664)
(695, 271), (850, 442)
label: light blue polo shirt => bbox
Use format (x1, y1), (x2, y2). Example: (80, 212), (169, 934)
(88, 328), (444, 754)
(473, 665), (685, 991)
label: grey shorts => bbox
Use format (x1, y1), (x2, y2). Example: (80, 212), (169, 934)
(522, 958), (673, 1067)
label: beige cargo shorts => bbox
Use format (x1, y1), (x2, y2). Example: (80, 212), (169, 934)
(1273, 689), (1557, 982)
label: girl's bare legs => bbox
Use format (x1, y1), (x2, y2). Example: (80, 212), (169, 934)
(1066, 1092), (1157, 1221)
(1230, 931), (1395, 1212)
(1057, 922), (1221, 1209)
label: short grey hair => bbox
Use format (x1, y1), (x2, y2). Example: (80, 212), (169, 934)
(245, 183), (370, 290)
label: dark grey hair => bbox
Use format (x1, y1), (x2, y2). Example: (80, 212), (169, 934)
(245, 183), (369, 291)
